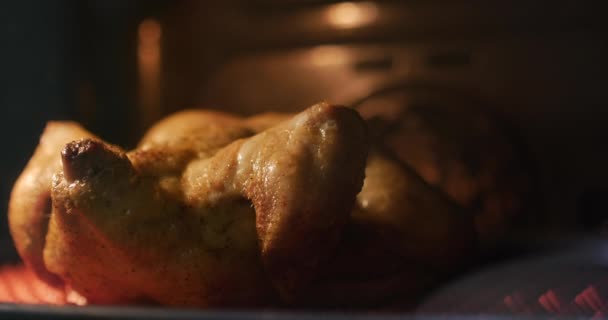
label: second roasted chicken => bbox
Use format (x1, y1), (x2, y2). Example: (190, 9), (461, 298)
(9, 103), (476, 308)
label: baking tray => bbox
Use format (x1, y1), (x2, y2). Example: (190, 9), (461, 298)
(0, 304), (590, 320)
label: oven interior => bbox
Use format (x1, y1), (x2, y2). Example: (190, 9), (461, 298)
(1, 0), (607, 318)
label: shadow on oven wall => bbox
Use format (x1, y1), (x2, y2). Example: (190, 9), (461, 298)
(1, 0), (607, 263)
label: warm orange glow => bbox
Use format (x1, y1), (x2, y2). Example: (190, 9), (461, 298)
(325, 1), (378, 29)
(0, 264), (66, 305)
(310, 45), (350, 66)
(137, 18), (162, 129)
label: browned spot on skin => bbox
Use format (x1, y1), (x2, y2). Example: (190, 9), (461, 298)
(61, 139), (105, 182)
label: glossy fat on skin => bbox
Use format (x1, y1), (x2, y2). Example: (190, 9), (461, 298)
(182, 104), (369, 300)
(8, 122), (96, 285)
(45, 103), (369, 306)
(236, 110), (476, 306)
(129, 110), (258, 200)
(250, 111), (476, 264)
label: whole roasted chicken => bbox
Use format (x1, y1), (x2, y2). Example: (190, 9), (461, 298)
(8, 103), (476, 308)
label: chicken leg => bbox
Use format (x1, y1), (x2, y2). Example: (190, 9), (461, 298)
(8, 122), (96, 285)
(44, 103), (369, 306)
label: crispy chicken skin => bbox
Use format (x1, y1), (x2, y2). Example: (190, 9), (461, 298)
(9, 102), (476, 308)
(43, 103), (369, 306)
(245, 114), (475, 267)
(236, 114), (476, 264)
(8, 122), (96, 285)
(164, 111), (476, 307)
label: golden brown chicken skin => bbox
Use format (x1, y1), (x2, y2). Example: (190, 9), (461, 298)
(236, 113), (476, 266)
(43, 103), (369, 306)
(9, 102), (477, 309)
(8, 122), (96, 285)
(201, 111), (477, 308)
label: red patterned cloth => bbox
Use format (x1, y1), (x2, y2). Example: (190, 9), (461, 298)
(0, 264), (67, 305)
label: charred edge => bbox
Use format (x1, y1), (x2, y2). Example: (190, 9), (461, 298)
(60, 139), (106, 182)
